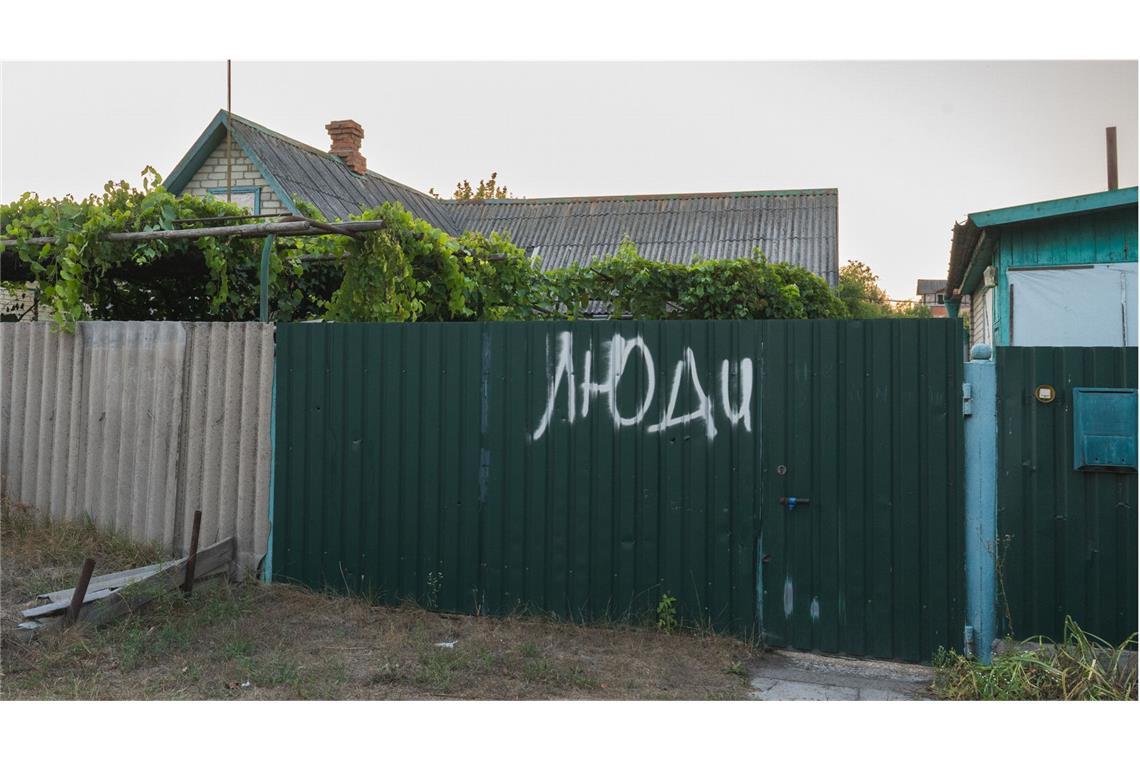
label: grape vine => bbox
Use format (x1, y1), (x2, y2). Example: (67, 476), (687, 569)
(1, 170), (848, 329)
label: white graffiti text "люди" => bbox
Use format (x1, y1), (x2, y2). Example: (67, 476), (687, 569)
(530, 331), (753, 442)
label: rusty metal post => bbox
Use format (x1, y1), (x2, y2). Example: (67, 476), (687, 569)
(182, 510), (203, 596)
(1106, 126), (1119, 191)
(65, 558), (97, 627)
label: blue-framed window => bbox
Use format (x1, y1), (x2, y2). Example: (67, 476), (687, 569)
(208, 186), (261, 214)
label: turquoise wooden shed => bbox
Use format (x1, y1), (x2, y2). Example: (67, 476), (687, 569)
(945, 186), (1138, 348)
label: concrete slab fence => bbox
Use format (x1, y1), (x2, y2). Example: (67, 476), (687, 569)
(0, 321), (274, 571)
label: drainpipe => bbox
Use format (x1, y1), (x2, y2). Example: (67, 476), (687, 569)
(963, 343), (998, 663)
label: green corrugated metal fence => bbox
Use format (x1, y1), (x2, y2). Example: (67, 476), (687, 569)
(273, 320), (964, 662)
(759, 320), (963, 662)
(996, 347), (1138, 644)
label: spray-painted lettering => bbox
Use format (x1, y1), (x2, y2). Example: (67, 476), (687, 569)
(530, 331), (755, 442)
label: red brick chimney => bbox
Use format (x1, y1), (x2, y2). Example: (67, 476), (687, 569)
(325, 119), (366, 174)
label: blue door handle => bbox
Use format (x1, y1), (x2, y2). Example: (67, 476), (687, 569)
(779, 496), (812, 510)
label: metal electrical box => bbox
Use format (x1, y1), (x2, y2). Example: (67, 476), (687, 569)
(1072, 388), (1138, 471)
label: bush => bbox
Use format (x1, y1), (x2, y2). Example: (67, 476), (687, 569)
(544, 240), (847, 320)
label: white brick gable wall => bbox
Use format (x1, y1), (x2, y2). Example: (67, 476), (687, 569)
(177, 139), (288, 215)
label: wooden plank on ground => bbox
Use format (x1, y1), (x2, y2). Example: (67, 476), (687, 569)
(78, 537), (235, 627)
(36, 559), (183, 604)
(20, 538), (235, 626)
(22, 588), (120, 618)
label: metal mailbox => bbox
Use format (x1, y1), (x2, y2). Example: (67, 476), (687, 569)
(1072, 387), (1138, 471)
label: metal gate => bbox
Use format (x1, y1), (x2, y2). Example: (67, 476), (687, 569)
(272, 319), (964, 662)
(757, 320), (964, 662)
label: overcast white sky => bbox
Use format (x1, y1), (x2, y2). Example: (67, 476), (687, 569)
(1, 61), (1136, 298)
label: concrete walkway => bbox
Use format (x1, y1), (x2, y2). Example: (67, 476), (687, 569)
(749, 650), (933, 700)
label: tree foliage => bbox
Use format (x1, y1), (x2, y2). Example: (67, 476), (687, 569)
(892, 300), (933, 319)
(838, 259), (933, 319)
(3, 172), (850, 329)
(838, 259), (892, 319)
(429, 171), (513, 200)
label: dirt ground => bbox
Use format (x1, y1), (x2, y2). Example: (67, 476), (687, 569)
(1, 502), (757, 700)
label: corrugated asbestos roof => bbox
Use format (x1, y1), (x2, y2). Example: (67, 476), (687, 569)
(169, 112), (839, 286)
(447, 191), (839, 285)
(229, 116), (458, 233)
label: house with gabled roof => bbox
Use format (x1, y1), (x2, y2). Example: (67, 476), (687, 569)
(164, 110), (840, 287)
(945, 187), (1138, 348)
(915, 278), (950, 317)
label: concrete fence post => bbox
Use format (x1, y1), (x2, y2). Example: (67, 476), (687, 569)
(963, 343), (998, 663)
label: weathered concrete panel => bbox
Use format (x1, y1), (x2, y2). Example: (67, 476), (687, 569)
(0, 322), (272, 571)
(178, 322), (274, 569)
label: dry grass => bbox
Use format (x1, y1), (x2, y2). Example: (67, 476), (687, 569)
(1, 500), (168, 639)
(1, 502), (757, 700)
(932, 620), (1138, 701)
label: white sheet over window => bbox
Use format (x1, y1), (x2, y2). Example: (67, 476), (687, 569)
(1008, 263), (1137, 347)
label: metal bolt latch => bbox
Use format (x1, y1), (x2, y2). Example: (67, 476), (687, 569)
(780, 496), (811, 510)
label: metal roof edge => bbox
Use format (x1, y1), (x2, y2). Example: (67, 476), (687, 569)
(229, 127), (300, 216)
(163, 109), (229, 194)
(968, 186), (1138, 229)
(957, 230), (993, 296)
(945, 219), (981, 297)
(225, 111), (338, 163)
